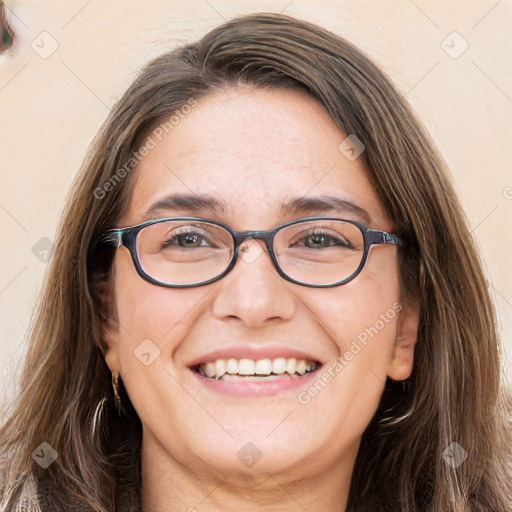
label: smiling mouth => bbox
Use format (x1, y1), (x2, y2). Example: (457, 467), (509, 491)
(192, 357), (321, 381)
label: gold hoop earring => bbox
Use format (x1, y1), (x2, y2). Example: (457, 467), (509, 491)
(112, 372), (122, 414)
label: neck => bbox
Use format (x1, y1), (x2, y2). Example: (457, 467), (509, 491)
(140, 430), (358, 512)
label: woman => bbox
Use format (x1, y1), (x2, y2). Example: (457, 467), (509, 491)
(1, 12), (510, 512)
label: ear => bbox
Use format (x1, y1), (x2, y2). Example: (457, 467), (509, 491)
(94, 265), (122, 374)
(103, 315), (122, 375)
(386, 300), (419, 381)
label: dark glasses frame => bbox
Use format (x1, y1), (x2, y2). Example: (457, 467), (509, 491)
(100, 216), (403, 288)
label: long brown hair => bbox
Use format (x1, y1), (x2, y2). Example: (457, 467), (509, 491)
(1, 12), (510, 512)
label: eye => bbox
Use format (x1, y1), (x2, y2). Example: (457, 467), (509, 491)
(162, 227), (212, 249)
(292, 229), (353, 249)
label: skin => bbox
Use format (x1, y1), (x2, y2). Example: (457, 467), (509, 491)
(104, 86), (419, 512)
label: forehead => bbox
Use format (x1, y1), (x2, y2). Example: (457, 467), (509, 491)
(123, 87), (390, 229)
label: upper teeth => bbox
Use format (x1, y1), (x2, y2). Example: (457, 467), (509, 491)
(197, 357), (317, 379)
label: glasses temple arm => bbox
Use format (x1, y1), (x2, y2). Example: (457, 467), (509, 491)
(99, 229), (123, 247)
(368, 230), (403, 246)
(381, 232), (403, 246)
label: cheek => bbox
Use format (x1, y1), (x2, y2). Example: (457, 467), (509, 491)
(298, 273), (400, 439)
(301, 253), (401, 398)
(112, 249), (208, 367)
(309, 256), (400, 348)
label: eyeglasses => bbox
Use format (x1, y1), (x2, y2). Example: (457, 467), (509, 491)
(100, 216), (403, 288)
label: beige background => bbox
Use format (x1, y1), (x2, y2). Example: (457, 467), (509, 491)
(1, 1), (511, 404)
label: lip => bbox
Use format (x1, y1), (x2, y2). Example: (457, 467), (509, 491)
(186, 345), (324, 398)
(190, 365), (321, 397)
(186, 345), (324, 367)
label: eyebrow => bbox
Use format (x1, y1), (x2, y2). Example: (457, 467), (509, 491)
(280, 195), (371, 225)
(143, 193), (371, 225)
(143, 193), (229, 218)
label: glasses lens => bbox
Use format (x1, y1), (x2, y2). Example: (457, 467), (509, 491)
(274, 220), (364, 285)
(136, 220), (234, 285)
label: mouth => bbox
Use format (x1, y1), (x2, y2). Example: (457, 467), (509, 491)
(191, 357), (321, 381)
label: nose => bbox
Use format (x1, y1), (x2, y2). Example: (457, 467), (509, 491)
(211, 238), (296, 327)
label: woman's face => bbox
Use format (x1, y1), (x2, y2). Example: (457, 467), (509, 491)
(105, 87), (418, 483)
